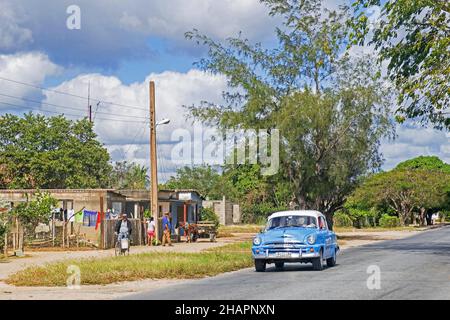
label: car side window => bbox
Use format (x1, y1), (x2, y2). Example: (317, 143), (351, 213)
(318, 217), (328, 230)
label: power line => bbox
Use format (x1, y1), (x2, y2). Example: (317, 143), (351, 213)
(0, 76), (148, 112)
(0, 92), (149, 120)
(0, 100), (149, 123)
(124, 122), (148, 156)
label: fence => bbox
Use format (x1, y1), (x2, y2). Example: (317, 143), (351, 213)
(103, 219), (145, 249)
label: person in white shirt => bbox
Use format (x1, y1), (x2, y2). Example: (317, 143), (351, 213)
(115, 213), (132, 240)
(147, 217), (156, 246)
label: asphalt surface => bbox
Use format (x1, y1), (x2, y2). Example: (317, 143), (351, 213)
(126, 226), (450, 300)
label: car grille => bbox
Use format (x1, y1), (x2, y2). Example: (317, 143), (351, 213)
(264, 241), (303, 248)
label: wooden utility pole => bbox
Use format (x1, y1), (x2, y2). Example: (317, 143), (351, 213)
(149, 81), (159, 243)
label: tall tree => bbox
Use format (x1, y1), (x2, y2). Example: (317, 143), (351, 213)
(185, 0), (394, 228)
(110, 161), (149, 189)
(164, 165), (231, 199)
(350, 163), (450, 226)
(350, 0), (450, 129)
(0, 113), (112, 189)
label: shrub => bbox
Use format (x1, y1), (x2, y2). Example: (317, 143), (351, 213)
(379, 214), (401, 228)
(440, 211), (450, 222)
(333, 211), (353, 227)
(0, 223), (7, 252)
(346, 207), (378, 228)
(241, 203), (288, 224)
(200, 207), (220, 227)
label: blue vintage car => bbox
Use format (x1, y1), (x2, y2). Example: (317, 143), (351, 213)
(252, 210), (339, 271)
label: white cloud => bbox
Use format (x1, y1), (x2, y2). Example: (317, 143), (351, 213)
(0, 0), (33, 50)
(1, 0), (277, 67)
(381, 124), (450, 170)
(116, 0), (274, 40)
(0, 52), (61, 108)
(43, 69), (228, 180)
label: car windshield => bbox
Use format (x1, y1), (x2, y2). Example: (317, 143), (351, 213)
(266, 215), (317, 230)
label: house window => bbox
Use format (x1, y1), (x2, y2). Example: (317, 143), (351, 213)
(112, 202), (122, 215)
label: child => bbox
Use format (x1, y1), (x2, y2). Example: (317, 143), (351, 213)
(147, 217), (156, 246)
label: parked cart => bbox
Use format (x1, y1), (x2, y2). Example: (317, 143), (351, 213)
(196, 221), (217, 242)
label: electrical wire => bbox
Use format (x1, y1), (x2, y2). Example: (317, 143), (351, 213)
(0, 92), (149, 120)
(0, 76), (148, 111)
(0, 100), (149, 123)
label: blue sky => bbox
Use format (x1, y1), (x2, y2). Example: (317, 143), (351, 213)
(0, 0), (448, 181)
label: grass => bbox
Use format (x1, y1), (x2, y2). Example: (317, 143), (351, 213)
(334, 226), (420, 233)
(218, 224), (263, 234)
(219, 224), (418, 234)
(6, 242), (253, 287)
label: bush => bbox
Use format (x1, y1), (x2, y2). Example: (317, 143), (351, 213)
(0, 223), (7, 252)
(379, 214), (401, 228)
(442, 211), (450, 222)
(241, 203), (288, 224)
(200, 207), (220, 227)
(346, 207), (379, 228)
(333, 211), (353, 227)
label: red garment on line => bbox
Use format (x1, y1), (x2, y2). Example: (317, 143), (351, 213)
(95, 212), (104, 230)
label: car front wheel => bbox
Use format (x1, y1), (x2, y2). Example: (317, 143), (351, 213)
(326, 249), (337, 267)
(312, 250), (324, 271)
(255, 259), (266, 272)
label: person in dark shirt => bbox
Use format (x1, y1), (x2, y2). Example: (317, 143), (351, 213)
(161, 212), (173, 246)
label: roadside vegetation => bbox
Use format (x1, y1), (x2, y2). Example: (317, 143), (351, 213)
(6, 242), (253, 287)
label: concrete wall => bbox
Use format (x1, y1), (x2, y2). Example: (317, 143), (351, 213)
(203, 197), (241, 225)
(0, 189), (126, 213)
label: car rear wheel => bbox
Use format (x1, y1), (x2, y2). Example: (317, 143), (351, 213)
(255, 259), (266, 272)
(312, 250), (324, 271)
(326, 249), (337, 267)
(275, 262), (284, 270)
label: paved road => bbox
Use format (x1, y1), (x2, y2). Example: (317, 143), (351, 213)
(126, 226), (450, 300)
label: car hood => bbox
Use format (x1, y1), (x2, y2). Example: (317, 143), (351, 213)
(260, 227), (316, 244)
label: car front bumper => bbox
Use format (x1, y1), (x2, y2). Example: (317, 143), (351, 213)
(252, 245), (322, 260)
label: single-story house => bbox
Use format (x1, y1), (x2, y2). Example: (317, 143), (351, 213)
(0, 188), (204, 243)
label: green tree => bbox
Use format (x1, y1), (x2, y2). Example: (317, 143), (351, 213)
(350, 160), (450, 225)
(0, 113), (112, 189)
(126, 164), (149, 189)
(10, 191), (58, 241)
(185, 0), (394, 228)
(164, 165), (231, 199)
(350, 0), (450, 129)
(396, 155), (450, 173)
(0, 200), (11, 252)
(109, 161), (149, 189)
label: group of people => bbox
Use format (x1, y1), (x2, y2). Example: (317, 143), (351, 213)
(114, 212), (174, 247)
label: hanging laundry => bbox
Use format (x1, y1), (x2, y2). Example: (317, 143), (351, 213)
(95, 211), (104, 230)
(83, 210), (97, 227)
(74, 209), (84, 223)
(68, 209), (75, 222)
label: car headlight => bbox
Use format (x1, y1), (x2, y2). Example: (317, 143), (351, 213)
(253, 237), (262, 246)
(306, 234), (316, 245)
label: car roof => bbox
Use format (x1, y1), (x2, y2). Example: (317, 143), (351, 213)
(267, 210), (325, 220)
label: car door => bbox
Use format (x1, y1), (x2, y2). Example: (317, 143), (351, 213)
(319, 216), (332, 258)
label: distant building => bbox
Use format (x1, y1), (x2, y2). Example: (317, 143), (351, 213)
(203, 196), (241, 225)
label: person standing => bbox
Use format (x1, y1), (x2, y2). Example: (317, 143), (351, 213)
(115, 213), (132, 241)
(161, 212), (173, 246)
(147, 217), (156, 246)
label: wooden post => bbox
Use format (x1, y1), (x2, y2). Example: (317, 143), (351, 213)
(3, 232), (7, 258)
(52, 211), (55, 247)
(149, 81), (159, 242)
(62, 211), (65, 248)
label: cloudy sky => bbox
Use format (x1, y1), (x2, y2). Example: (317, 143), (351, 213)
(0, 0), (448, 181)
